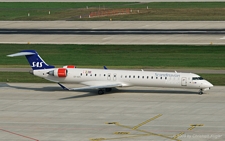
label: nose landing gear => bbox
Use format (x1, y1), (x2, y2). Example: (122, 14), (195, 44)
(199, 89), (203, 95)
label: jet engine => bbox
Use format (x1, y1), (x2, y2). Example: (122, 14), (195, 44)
(48, 68), (67, 77)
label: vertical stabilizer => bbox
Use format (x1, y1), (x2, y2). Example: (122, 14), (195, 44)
(7, 50), (55, 70)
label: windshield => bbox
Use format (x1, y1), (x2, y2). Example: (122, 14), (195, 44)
(192, 77), (204, 80)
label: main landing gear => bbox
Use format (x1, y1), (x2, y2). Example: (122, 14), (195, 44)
(98, 88), (112, 95)
(199, 89), (203, 95)
(98, 89), (104, 95)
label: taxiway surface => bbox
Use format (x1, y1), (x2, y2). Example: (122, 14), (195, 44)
(0, 83), (224, 141)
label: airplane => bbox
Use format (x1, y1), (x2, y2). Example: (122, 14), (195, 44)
(7, 50), (213, 95)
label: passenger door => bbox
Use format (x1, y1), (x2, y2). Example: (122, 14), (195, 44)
(181, 77), (187, 86)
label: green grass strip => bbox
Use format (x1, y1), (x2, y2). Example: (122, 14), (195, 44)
(1, 2), (225, 21)
(1, 44), (225, 68)
(1, 2), (225, 9)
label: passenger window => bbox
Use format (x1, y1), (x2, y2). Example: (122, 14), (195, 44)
(133, 75), (135, 78)
(142, 76), (144, 79)
(80, 73), (82, 76)
(138, 76), (140, 78)
(104, 74), (106, 77)
(129, 75), (131, 78)
(125, 76), (127, 78)
(147, 76), (149, 79)
(160, 77), (162, 79)
(86, 74), (88, 76)
(151, 76), (153, 79)
(156, 77), (158, 79)
(165, 77), (167, 79)
(95, 74), (97, 76)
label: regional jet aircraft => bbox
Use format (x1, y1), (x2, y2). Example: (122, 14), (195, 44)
(7, 50), (213, 95)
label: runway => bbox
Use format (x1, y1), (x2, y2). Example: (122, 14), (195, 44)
(0, 21), (225, 45)
(1, 29), (225, 34)
(0, 83), (224, 141)
(1, 34), (224, 45)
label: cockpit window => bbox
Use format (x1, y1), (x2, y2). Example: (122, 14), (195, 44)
(192, 77), (204, 80)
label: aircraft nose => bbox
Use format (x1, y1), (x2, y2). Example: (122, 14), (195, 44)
(206, 81), (213, 88)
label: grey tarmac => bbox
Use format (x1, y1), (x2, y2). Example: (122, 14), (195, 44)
(0, 83), (224, 141)
(0, 34), (225, 45)
(1, 21), (225, 29)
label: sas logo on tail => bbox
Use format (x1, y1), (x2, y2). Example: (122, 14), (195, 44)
(32, 62), (44, 67)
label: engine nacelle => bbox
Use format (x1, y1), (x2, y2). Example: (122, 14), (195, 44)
(63, 65), (76, 68)
(48, 68), (67, 77)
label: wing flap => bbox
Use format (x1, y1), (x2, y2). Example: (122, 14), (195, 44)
(69, 83), (122, 91)
(58, 82), (122, 91)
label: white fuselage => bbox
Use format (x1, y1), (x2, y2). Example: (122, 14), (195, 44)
(33, 68), (213, 90)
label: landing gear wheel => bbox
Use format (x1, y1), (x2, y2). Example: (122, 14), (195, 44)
(199, 89), (203, 95)
(98, 89), (104, 95)
(105, 88), (112, 92)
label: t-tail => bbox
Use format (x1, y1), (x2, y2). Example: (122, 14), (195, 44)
(7, 50), (55, 70)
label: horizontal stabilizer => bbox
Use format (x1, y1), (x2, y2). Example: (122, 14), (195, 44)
(7, 52), (35, 57)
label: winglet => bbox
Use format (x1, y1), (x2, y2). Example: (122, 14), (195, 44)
(104, 66), (108, 70)
(58, 83), (69, 90)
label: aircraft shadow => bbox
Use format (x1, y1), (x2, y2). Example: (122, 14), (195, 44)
(1, 83), (198, 100)
(59, 88), (197, 100)
(0, 83), (114, 99)
(0, 83), (62, 92)
(118, 89), (197, 95)
(59, 88), (119, 100)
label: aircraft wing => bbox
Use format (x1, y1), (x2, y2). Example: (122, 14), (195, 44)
(58, 81), (123, 91)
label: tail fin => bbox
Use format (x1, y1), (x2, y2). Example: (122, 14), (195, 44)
(7, 50), (55, 70)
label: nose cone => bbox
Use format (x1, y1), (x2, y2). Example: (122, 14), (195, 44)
(206, 81), (213, 88)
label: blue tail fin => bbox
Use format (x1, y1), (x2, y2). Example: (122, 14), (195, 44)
(7, 50), (55, 70)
